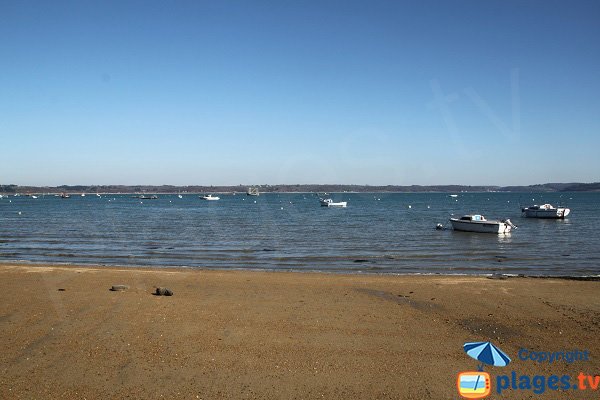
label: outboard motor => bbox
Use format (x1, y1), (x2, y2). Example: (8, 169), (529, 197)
(503, 219), (517, 229)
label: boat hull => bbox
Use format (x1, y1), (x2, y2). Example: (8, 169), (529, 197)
(450, 218), (511, 234)
(522, 208), (570, 219)
(320, 201), (347, 207)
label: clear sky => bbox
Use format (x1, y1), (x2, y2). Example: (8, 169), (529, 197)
(1, 0), (599, 186)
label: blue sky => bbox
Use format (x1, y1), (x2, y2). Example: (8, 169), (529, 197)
(1, 0), (599, 186)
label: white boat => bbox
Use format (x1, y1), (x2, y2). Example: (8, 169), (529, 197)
(200, 194), (220, 201)
(246, 187), (259, 196)
(449, 194), (459, 198)
(31, 195), (38, 199)
(320, 198), (347, 208)
(178, 194), (183, 199)
(450, 214), (516, 234)
(521, 204), (570, 219)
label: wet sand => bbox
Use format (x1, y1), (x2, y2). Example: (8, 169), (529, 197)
(0, 264), (598, 399)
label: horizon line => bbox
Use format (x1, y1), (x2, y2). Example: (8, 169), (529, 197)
(2, 181), (598, 188)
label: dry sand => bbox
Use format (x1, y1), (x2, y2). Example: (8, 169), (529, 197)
(0, 264), (598, 399)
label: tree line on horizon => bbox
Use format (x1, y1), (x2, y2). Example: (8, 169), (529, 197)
(1, 182), (599, 194)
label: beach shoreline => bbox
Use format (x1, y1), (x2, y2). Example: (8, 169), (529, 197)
(1, 263), (598, 399)
(2, 261), (599, 280)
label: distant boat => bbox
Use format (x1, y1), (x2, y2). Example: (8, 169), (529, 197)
(138, 195), (158, 200)
(178, 194), (183, 199)
(60, 193), (71, 198)
(320, 198), (347, 208)
(200, 194), (220, 201)
(81, 193), (86, 197)
(247, 187), (259, 196)
(450, 214), (515, 234)
(449, 194), (459, 198)
(31, 195), (38, 199)
(521, 204), (570, 219)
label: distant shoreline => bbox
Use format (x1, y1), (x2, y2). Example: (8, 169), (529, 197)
(2, 182), (600, 194)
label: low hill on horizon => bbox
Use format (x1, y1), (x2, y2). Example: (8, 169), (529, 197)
(2, 182), (599, 194)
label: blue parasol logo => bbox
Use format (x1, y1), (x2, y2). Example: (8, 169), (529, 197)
(464, 341), (511, 371)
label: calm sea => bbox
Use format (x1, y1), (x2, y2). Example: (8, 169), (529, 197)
(1, 192), (598, 276)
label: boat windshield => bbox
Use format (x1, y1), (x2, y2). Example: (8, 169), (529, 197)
(461, 215), (486, 221)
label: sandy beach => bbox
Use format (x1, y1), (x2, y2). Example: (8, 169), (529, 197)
(0, 264), (598, 399)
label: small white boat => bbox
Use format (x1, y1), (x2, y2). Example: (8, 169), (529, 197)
(178, 194), (183, 199)
(246, 187), (259, 196)
(449, 194), (459, 198)
(450, 214), (516, 234)
(320, 198), (347, 208)
(521, 204), (570, 219)
(200, 194), (220, 201)
(31, 195), (38, 199)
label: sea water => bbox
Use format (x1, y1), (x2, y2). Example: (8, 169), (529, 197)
(1, 192), (598, 276)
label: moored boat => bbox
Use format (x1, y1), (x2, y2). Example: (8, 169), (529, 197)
(200, 194), (220, 201)
(320, 198), (347, 208)
(521, 204), (570, 219)
(246, 187), (259, 196)
(450, 214), (515, 234)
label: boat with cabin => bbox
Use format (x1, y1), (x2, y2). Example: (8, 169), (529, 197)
(320, 198), (347, 208)
(246, 187), (259, 196)
(521, 204), (570, 219)
(200, 194), (220, 201)
(450, 214), (516, 234)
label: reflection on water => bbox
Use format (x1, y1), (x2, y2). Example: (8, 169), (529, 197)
(0, 192), (598, 276)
